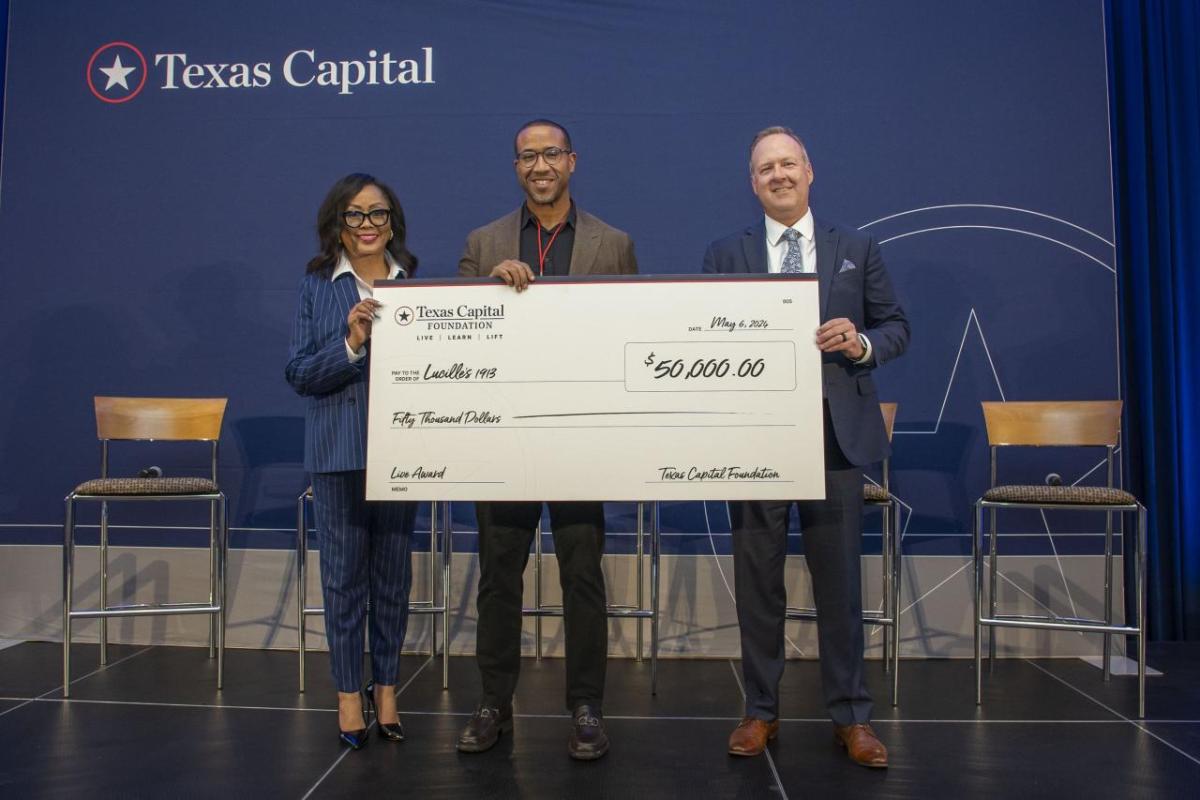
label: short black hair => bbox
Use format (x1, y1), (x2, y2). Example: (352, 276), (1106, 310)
(513, 118), (572, 155)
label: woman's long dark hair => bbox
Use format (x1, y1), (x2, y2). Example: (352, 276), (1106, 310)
(306, 173), (419, 276)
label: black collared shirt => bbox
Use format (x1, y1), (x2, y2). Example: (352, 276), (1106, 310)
(519, 202), (576, 277)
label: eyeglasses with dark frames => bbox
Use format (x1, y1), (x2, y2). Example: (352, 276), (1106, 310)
(515, 147), (572, 167)
(342, 208), (392, 228)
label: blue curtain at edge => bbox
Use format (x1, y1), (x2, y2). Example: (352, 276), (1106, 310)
(1106, 0), (1200, 640)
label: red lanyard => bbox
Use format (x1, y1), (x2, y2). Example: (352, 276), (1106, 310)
(536, 219), (564, 276)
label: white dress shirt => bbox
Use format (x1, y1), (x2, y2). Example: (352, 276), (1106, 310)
(333, 252), (403, 362)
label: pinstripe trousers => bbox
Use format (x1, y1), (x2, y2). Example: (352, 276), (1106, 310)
(311, 470), (416, 693)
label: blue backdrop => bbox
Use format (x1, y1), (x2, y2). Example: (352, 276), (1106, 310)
(0, 3), (1121, 564)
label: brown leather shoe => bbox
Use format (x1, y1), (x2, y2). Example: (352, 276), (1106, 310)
(728, 717), (780, 756)
(834, 723), (888, 768)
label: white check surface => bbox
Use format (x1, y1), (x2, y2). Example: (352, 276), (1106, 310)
(365, 276), (825, 501)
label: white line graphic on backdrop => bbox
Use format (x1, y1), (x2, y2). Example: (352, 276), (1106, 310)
(861, 203), (1114, 247)
(878, 226), (1114, 273)
(892, 308), (1005, 436)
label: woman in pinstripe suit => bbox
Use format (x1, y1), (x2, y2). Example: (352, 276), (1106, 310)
(285, 173), (418, 749)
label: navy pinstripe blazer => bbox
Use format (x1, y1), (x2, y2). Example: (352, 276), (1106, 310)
(285, 269), (373, 473)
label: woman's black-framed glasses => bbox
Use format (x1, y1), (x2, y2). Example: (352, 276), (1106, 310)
(342, 209), (392, 228)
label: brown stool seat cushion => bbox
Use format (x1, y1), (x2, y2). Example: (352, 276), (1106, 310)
(983, 484), (1136, 505)
(72, 477), (218, 496)
(863, 484), (891, 503)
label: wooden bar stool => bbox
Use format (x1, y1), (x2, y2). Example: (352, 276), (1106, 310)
(63, 397), (228, 696)
(973, 401), (1147, 717)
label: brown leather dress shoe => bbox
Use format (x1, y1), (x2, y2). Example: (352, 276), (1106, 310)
(834, 723), (888, 768)
(728, 717), (780, 757)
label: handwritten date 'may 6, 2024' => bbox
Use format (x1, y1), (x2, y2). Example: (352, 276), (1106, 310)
(709, 315), (770, 332)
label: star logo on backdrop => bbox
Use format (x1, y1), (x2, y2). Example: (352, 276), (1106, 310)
(395, 307), (414, 325)
(99, 54), (137, 91)
(86, 42), (148, 104)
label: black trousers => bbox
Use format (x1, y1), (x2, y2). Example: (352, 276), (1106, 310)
(730, 416), (873, 727)
(474, 501), (607, 711)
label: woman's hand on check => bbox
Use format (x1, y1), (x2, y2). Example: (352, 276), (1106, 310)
(346, 298), (381, 352)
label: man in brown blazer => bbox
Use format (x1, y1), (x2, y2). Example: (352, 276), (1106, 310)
(455, 119), (637, 761)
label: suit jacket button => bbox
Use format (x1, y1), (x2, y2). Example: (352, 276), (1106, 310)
(348, 397), (356, 404)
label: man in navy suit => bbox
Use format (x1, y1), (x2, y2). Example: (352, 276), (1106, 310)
(703, 126), (909, 767)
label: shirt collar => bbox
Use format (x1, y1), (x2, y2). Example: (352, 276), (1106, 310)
(521, 200), (576, 230)
(331, 251), (403, 283)
(764, 207), (814, 246)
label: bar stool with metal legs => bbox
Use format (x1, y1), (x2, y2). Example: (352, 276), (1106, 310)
(63, 397), (229, 697)
(526, 501), (662, 694)
(973, 401), (1148, 717)
(785, 401), (902, 706)
(297, 492), (452, 691)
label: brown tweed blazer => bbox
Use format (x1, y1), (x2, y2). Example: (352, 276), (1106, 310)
(457, 207), (638, 277)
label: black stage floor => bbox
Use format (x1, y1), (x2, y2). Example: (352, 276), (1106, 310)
(1, 642), (1198, 798)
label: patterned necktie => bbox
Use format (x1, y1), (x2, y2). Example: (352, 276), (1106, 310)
(781, 228), (804, 273)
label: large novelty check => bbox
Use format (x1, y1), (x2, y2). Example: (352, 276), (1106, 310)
(365, 275), (825, 501)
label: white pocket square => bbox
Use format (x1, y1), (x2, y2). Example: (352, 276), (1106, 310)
(839, 259), (857, 273)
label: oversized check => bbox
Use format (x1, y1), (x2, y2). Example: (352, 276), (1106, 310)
(365, 275), (825, 501)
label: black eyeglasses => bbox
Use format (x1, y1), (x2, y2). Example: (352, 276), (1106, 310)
(515, 147), (572, 167)
(342, 209), (391, 228)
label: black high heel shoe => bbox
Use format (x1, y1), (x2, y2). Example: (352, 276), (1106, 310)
(365, 680), (405, 742)
(338, 689), (370, 750)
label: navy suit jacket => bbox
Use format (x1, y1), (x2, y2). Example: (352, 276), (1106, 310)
(702, 217), (909, 467)
(285, 269), (374, 473)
